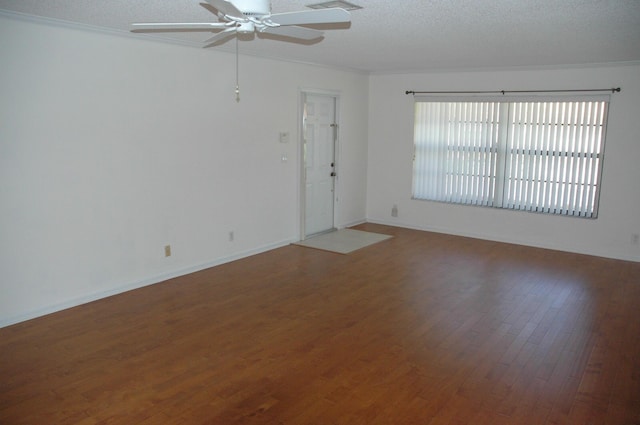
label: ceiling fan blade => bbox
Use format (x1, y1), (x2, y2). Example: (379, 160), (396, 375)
(203, 27), (237, 47)
(131, 22), (228, 31)
(203, 0), (244, 17)
(268, 8), (350, 26)
(262, 25), (323, 41)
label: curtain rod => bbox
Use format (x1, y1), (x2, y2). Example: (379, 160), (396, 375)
(405, 87), (621, 95)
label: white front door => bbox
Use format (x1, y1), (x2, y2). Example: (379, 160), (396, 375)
(303, 93), (336, 237)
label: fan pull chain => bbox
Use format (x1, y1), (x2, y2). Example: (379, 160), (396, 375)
(235, 36), (240, 102)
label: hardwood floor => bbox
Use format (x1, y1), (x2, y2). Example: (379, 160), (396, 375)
(1, 223), (639, 425)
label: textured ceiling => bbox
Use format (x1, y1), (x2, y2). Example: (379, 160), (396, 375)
(1, 0), (639, 73)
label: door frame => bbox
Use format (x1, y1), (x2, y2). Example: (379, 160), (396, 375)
(298, 89), (341, 241)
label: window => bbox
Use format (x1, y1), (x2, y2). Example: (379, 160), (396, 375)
(412, 97), (609, 218)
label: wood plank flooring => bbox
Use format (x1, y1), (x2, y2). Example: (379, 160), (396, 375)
(1, 223), (640, 424)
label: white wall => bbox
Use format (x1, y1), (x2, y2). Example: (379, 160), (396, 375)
(367, 64), (640, 262)
(0, 15), (369, 326)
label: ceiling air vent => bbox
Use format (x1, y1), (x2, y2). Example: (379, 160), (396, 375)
(307, 1), (362, 11)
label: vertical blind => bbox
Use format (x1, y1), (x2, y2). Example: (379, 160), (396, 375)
(412, 97), (609, 218)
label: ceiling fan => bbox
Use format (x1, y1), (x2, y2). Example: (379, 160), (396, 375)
(131, 0), (352, 47)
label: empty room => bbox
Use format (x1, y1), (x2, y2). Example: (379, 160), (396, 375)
(1, 0), (639, 424)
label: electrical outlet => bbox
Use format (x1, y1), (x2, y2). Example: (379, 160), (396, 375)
(164, 245), (171, 257)
(229, 231), (234, 242)
(391, 204), (398, 217)
(632, 233), (640, 246)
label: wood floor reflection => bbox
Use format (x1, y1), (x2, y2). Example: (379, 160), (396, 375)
(2, 223), (639, 424)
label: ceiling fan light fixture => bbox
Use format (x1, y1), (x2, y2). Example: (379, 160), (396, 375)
(231, 0), (270, 16)
(237, 21), (255, 33)
(132, 0), (352, 48)
(306, 1), (362, 11)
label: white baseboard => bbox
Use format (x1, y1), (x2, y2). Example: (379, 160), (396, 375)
(366, 218), (640, 263)
(338, 218), (367, 229)
(0, 238), (295, 328)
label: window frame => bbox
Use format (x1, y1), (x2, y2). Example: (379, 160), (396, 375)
(411, 94), (610, 219)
